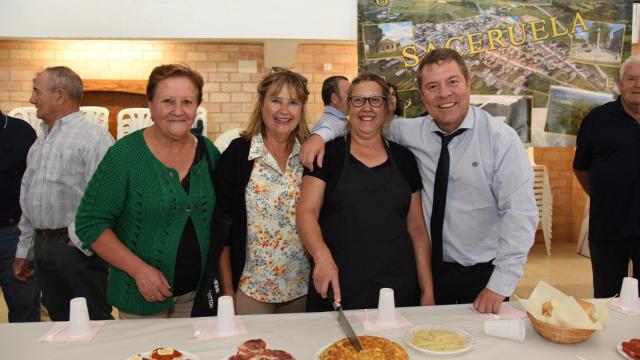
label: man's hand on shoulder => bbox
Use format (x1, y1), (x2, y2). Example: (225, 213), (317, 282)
(473, 288), (506, 314)
(300, 134), (326, 172)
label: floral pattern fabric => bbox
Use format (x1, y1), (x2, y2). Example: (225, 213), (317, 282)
(239, 134), (310, 303)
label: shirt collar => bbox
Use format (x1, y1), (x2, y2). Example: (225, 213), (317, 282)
(324, 105), (347, 121)
(428, 105), (475, 134)
(248, 133), (301, 161)
(42, 111), (83, 136)
(613, 95), (625, 112)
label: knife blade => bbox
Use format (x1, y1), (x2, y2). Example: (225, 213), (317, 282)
(327, 287), (365, 353)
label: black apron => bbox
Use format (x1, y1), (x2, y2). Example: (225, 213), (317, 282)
(306, 136), (419, 311)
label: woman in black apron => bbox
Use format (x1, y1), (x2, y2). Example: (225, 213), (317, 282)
(297, 74), (434, 311)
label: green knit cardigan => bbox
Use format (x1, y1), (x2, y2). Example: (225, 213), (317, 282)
(75, 130), (220, 315)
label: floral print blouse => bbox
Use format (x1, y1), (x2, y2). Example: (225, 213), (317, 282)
(238, 134), (310, 303)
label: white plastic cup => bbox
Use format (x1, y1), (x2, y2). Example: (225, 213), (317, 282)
(484, 319), (525, 342)
(376, 288), (396, 325)
(216, 296), (237, 334)
(620, 277), (639, 310)
(68, 297), (91, 337)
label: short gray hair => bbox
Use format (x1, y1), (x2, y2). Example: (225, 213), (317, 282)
(44, 66), (83, 104)
(620, 55), (640, 80)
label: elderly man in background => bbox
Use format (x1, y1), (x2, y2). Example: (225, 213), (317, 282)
(301, 49), (538, 314)
(574, 55), (640, 298)
(312, 75), (350, 137)
(0, 109), (39, 322)
(12, 66), (114, 321)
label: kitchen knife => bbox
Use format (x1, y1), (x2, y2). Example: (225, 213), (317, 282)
(327, 287), (365, 352)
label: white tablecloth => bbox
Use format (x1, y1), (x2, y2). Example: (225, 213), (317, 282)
(0, 303), (635, 359)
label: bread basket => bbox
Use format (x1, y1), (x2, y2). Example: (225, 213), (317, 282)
(527, 312), (595, 344)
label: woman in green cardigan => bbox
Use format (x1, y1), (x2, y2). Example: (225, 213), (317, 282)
(75, 64), (220, 318)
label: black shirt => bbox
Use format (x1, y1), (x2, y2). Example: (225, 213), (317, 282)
(173, 136), (205, 296)
(304, 136), (423, 204)
(573, 96), (640, 242)
(0, 112), (37, 223)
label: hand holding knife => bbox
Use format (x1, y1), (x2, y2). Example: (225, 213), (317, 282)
(328, 287), (365, 353)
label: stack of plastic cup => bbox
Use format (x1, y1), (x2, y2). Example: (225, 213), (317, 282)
(216, 296), (237, 335)
(376, 288), (396, 325)
(620, 277), (639, 310)
(68, 297), (91, 338)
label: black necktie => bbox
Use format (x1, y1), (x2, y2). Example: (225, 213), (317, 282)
(431, 128), (467, 272)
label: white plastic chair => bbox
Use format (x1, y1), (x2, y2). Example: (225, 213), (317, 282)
(528, 147), (553, 255)
(80, 106), (110, 131)
(8, 107), (45, 137)
(213, 128), (242, 153)
(577, 199), (590, 258)
(117, 107), (208, 140)
(116, 108), (152, 140)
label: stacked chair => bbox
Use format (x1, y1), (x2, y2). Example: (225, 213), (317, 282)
(528, 147), (553, 255)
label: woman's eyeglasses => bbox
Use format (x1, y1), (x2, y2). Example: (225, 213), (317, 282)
(348, 96), (386, 108)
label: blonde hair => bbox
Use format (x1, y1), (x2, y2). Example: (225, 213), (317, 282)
(241, 68), (311, 151)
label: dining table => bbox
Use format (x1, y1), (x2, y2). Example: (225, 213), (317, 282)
(0, 302), (635, 359)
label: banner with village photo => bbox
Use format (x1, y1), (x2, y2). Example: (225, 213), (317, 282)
(357, 0), (632, 146)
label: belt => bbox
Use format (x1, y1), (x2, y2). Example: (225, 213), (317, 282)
(35, 228), (68, 237)
(0, 217), (20, 228)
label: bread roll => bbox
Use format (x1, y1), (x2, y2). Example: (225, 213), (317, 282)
(540, 299), (597, 323)
(577, 299), (597, 323)
(541, 299), (560, 317)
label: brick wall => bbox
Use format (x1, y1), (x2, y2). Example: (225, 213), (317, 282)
(0, 40), (357, 138)
(0, 39), (591, 243)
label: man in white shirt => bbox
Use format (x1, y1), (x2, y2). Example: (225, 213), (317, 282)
(301, 49), (537, 314)
(13, 66), (114, 320)
(312, 76), (350, 136)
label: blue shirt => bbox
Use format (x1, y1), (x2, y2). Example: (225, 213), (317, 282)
(314, 106), (538, 296)
(312, 106), (347, 139)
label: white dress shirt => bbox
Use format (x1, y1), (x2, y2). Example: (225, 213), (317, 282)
(314, 106), (538, 296)
(16, 111), (114, 258)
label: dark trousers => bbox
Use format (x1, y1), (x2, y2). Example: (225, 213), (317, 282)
(589, 237), (640, 298)
(34, 233), (112, 321)
(433, 260), (496, 305)
(0, 226), (40, 322)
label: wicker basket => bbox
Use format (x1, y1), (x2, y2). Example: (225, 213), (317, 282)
(527, 313), (595, 344)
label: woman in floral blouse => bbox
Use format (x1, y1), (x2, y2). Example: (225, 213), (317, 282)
(214, 68), (311, 314)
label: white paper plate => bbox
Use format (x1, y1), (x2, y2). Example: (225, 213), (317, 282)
(404, 325), (474, 356)
(617, 339), (639, 360)
(126, 349), (199, 360)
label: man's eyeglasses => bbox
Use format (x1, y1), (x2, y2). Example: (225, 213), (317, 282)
(270, 66), (308, 85)
(348, 96), (386, 108)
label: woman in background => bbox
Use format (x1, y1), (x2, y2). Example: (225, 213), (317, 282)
(388, 82), (403, 117)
